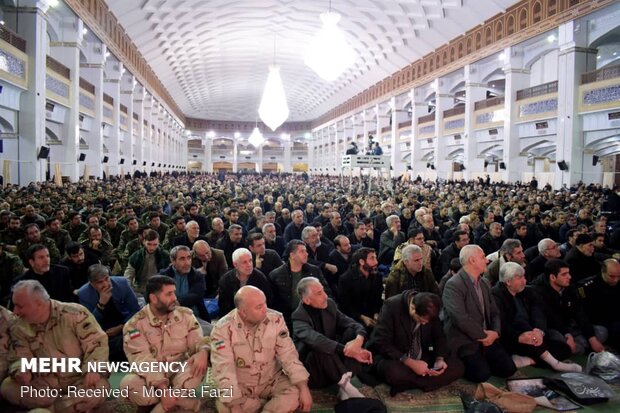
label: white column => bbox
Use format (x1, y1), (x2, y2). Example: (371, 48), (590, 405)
(204, 134), (213, 172)
(12, 1), (50, 184)
(464, 64), (487, 180)
(411, 88), (427, 174)
(232, 139), (238, 173)
(283, 139), (292, 173)
(555, 20), (598, 187)
(433, 79), (453, 179)
(121, 73), (135, 173)
(503, 47), (530, 183)
(103, 60), (122, 176)
(133, 84), (145, 171)
(50, 16), (85, 182)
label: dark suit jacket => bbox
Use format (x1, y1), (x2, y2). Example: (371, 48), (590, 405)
(292, 299), (365, 359)
(368, 290), (448, 362)
(252, 249), (283, 278)
(492, 283), (546, 346)
(192, 248), (228, 298)
(218, 268), (274, 316)
(443, 269), (501, 356)
(78, 276), (140, 329)
(337, 266), (383, 321)
(159, 265), (210, 321)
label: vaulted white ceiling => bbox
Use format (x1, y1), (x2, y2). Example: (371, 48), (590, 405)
(105, 0), (518, 122)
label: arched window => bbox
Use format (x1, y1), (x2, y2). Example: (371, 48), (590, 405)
(485, 26), (493, 45)
(507, 15), (515, 35)
(519, 9), (528, 30)
(495, 21), (503, 40)
(548, 0), (557, 16)
(532, 1), (542, 23)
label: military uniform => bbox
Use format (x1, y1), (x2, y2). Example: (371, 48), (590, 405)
(0, 306), (15, 383)
(210, 309), (309, 413)
(63, 222), (88, 242)
(0, 251), (24, 303)
(41, 228), (72, 256)
(163, 227), (185, 250)
(0, 300), (109, 412)
(120, 304), (207, 407)
(16, 236), (61, 264)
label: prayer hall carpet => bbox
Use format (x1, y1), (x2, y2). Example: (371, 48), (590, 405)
(3, 358), (620, 412)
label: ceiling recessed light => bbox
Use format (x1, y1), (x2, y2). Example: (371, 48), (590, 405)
(547, 34), (556, 43)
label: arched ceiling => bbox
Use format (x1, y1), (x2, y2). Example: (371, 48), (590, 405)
(105, 0), (517, 122)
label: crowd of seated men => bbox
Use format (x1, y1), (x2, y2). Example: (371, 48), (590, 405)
(0, 172), (619, 406)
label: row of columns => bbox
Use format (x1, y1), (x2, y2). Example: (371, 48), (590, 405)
(5, 1), (186, 185)
(200, 136), (294, 173)
(310, 19), (605, 188)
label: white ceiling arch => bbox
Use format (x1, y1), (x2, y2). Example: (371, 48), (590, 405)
(105, 0), (518, 122)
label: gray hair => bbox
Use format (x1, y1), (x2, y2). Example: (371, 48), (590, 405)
(186, 220), (199, 230)
(211, 217), (223, 226)
(459, 244), (483, 265)
(386, 215), (400, 227)
(500, 238), (522, 256)
(499, 261), (525, 283)
(192, 240), (210, 252)
(262, 222), (276, 233)
(459, 216), (471, 224)
(228, 224), (242, 234)
(88, 263), (110, 282)
(265, 211), (276, 219)
(401, 244), (422, 262)
(232, 247), (252, 263)
(489, 222), (502, 231)
(538, 238), (555, 254)
(301, 226), (317, 241)
(12, 280), (50, 302)
(297, 277), (321, 299)
(170, 245), (191, 260)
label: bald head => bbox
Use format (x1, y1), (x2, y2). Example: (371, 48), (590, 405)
(234, 286), (268, 325)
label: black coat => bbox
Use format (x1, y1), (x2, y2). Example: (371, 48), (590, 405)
(367, 290), (448, 362)
(159, 265), (209, 321)
(337, 266), (383, 321)
(252, 249), (283, 278)
(218, 268), (273, 316)
(492, 283), (546, 345)
(292, 299), (365, 359)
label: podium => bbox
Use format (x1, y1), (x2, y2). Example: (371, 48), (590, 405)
(341, 155), (391, 194)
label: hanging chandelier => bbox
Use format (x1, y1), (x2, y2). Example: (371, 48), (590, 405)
(258, 65), (289, 131)
(305, 9), (355, 81)
(248, 125), (264, 147)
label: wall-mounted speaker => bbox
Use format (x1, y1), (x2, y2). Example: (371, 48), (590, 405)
(132, 160), (137, 165)
(38, 146), (50, 159)
(558, 160), (568, 171)
(120, 158), (125, 164)
(592, 155), (599, 166)
(499, 162), (506, 170)
(143, 161), (147, 166)
(430, 164), (435, 170)
(484, 160), (489, 168)
(151, 162), (155, 167)
(102, 156), (109, 163)
(78, 153), (86, 162)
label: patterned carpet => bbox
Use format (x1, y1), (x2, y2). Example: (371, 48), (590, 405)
(4, 361), (620, 412)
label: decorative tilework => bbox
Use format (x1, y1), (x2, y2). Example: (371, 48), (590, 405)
(476, 112), (494, 124)
(46, 74), (69, 97)
(103, 106), (113, 119)
(445, 118), (464, 130)
(0, 50), (25, 78)
(79, 93), (94, 110)
(583, 85), (620, 105)
(519, 99), (557, 117)
(419, 125), (435, 135)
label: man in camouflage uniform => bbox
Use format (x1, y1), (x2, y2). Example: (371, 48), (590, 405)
(210, 285), (312, 413)
(0, 242), (24, 305)
(16, 223), (61, 265)
(0, 280), (109, 412)
(0, 305), (15, 384)
(121, 275), (208, 412)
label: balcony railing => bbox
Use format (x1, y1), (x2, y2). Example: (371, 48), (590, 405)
(474, 96), (505, 111)
(46, 56), (70, 79)
(516, 81), (558, 101)
(581, 64), (620, 85)
(417, 112), (436, 124)
(443, 106), (465, 118)
(0, 26), (26, 52)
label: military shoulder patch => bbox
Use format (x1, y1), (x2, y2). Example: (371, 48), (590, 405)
(128, 329), (141, 340)
(214, 340), (225, 350)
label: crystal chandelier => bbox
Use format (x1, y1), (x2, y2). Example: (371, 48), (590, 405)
(248, 124), (264, 147)
(305, 8), (355, 81)
(258, 65), (289, 131)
